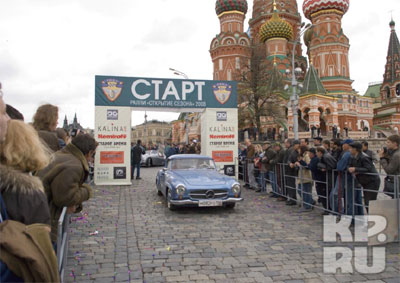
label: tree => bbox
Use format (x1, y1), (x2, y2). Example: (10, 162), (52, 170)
(236, 44), (287, 140)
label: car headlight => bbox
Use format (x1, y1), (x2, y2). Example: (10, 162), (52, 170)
(176, 184), (186, 196)
(232, 183), (241, 194)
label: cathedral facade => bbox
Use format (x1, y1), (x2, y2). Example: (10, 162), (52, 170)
(211, 0), (374, 138)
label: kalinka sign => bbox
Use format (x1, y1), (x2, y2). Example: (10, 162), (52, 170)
(95, 76), (237, 109)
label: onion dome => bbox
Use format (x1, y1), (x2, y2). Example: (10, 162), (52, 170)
(259, 2), (293, 42)
(390, 19), (396, 29)
(303, 0), (350, 20)
(215, 0), (248, 16)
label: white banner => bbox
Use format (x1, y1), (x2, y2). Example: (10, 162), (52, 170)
(94, 106), (131, 185)
(201, 108), (238, 179)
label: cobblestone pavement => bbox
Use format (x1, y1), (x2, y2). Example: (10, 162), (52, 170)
(65, 167), (400, 283)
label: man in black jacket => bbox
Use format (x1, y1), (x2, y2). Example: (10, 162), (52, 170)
(286, 140), (300, 205)
(306, 148), (327, 211)
(316, 147), (337, 211)
(131, 140), (145, 180)
(348, 142), (380, 212)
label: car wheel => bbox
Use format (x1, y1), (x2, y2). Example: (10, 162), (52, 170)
(225, 203), (236, 209)
(147, 158), (152, 167)
(167, 190), (177, 211)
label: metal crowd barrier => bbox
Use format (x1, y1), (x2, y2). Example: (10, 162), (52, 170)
(57, 207), (70, 282)
(238, 158), (400, 239)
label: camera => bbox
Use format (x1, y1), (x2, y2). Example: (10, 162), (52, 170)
(70, 128), (80, 138)
(383, 147), (388, 154)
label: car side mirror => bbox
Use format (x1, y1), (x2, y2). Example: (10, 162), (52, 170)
(162, 168), (168, 172)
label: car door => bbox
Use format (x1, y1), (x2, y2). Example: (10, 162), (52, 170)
(156, 151), (165, 166)
(160, 163), (168, 194)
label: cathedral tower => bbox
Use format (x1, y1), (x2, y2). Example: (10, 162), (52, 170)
(259, 1), (293, 72)
(250, 0), (303, 58)
(303, 0), (351, 92)
(210, 0), (251, 81)
(373, 19), (400, 133)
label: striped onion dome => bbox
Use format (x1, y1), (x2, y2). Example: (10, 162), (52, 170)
(303, 0), (350, 20)
(215, 0), (248, 16)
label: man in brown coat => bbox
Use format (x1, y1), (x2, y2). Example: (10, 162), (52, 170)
(245, 139), (258, 190)
(37, 134), (97, 242)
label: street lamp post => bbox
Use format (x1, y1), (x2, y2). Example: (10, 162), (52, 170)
(287, 24), (312, 140)
(169, 67), (190, 145)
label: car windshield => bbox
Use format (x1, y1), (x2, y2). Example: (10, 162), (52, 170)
(170, 158), (216, 170)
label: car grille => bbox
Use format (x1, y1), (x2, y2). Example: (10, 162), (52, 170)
(189, 189), (228, 200)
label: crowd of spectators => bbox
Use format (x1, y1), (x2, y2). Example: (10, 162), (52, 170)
(0, 86), (96, 282)
(239, 134), (400, 218)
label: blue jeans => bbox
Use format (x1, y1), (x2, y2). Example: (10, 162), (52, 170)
(299, 183), (313, 209)
(261, 172), (269, 192)
(347, 186), (364, 218)
(131, 163), (141, 179)
(269, 171), (277, 195)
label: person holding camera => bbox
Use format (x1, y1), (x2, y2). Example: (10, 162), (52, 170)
(379, 135), (400, 199)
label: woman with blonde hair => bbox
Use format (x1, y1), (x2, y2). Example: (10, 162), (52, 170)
(0, 119), (51, 225)
(0, 119), (60, 282)
(32, 104), (60, 152)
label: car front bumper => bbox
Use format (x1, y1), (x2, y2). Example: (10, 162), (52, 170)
(169, 197), (243, 206)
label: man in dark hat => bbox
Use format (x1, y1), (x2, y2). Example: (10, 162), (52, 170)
(348, 142), (380, 212)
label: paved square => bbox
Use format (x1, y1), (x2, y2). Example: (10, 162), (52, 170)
(65, 167), (400, 283)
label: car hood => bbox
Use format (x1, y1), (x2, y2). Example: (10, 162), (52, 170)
(171, 170), (230, 186)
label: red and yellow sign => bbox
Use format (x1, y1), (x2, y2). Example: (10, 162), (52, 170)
(212, 151), (233, 162)
(100, 151), (124, 164)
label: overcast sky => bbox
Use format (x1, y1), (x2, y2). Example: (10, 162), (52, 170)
(1, 0), (398, 128)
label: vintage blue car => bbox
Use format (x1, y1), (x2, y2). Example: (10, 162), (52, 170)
(156, 154), (243, 210)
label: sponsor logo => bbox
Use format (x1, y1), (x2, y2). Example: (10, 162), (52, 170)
(107, 109), (119, 120)
(224, 165), (235, 176)
(98, 134), (127, 139)
(210, 134), (235, 139)
(101, 79), (124, 102)
(97, 125), (127, 132)
(216, 111), (227, 121)
(209, 125), (235, 133)
(113, 167), (126, 179)
(100, 151), (124, 164)
(212, 83), (232, 105)
(212, 151), (233, 162)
